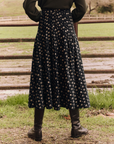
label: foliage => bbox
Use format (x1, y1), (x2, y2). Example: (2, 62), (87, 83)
(97, 4), (114, 13)
(86, 0), (114, 14)
(89, 87), (114, 109)
(0, 94), (28, 107)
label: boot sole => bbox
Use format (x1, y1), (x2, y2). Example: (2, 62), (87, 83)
(35, 138), (42, 141)
(28, 135), (42, 141)
(71, 132), (88, 138)
(28, 134), (35, 140)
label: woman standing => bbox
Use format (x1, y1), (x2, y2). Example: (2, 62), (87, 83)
(23, 0), (90, 141)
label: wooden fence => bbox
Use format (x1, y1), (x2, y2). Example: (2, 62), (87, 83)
(0, 20), (114, 89)
(0, 14), (114, 22)
(83, 14), (114, 20)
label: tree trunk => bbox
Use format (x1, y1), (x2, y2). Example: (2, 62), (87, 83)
(87, 2), (99, 14)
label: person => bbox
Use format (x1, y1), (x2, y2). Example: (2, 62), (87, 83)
(23, 0), (90, 141)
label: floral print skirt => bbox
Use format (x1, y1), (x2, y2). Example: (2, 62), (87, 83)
(29, 9), (90, 110)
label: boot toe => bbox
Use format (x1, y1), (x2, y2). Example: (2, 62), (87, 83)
(79, 126), (88, 134)
(71, 126), (88, 138)
(28, 128), (42, 141)
(28, 128), (35, 139)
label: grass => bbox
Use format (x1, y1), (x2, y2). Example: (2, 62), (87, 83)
(89, 87), (114, 109)
(0, 89), (114, 143)
(0, 90), (114, 143)
(0, 27), (38, 38)
(78, 23), (114, 37)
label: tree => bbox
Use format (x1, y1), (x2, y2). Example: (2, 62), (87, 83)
(86, 0), (114, 14)
(87, 1), (98, 14)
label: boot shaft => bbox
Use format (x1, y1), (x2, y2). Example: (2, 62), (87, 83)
(34, 108), (45, 129)
(69, 108), (88, 138)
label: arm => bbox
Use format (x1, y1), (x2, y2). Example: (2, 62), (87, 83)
(72, 0), (88, 23)
(23, 0), (41, 22)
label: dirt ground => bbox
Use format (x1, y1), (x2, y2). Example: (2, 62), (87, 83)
(0, 109), (114, 143)
(0, 109), (114, 144)
(0, 127), (114, 144)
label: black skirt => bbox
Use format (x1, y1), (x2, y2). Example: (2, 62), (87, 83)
(29, 9), (90, 110)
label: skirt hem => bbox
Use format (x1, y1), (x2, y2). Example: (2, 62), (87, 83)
(28, 105), (91, 111)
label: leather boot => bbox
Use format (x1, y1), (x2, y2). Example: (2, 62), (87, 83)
(69, 108), (88, 138)
(28, 108), (45, 141)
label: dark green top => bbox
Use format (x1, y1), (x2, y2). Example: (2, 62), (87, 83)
(23, 0), (87, 23)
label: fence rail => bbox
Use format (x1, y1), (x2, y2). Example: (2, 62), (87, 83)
(0, 20), (114, 89)
(0, 16), (29, 22)
(0, 53), (114, 60)
(1, 37), (114, 43)
(0, 84), (113, 90)
(0, 20), (114, 27)
(83, 14), (114, 20)
(0, 14), (114, 22)
(0, 70), (114, 76)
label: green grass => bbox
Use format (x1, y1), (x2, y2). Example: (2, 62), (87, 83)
(0, 27), (38, 38)
(89, 87), (114, 109)
(0, 94), (70, 128)
(0, 87), (114, 129)
(0, 89), (114, 143)
(0, 94), (28, 107)
(78, 23), (114, 37)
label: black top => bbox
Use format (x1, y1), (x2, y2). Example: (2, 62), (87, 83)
(23, 0), (87, 22)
